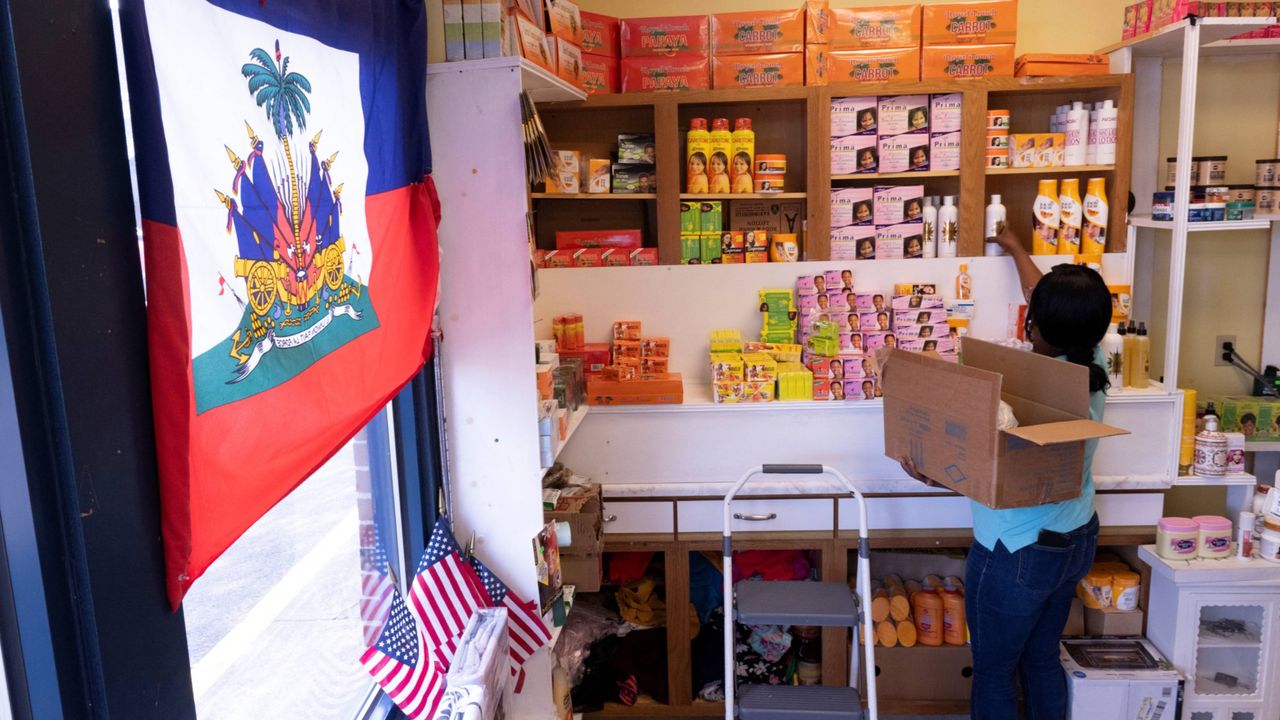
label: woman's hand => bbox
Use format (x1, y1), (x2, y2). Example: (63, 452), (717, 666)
(898, 456), (939, 487)
(994, 226), (1024, 255)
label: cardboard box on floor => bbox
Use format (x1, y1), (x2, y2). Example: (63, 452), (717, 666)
(545, 483), (603, 556)
(880, 338), (1128, 509)
(874, 645), (973, 701)
(1084, 605), (1144, 637)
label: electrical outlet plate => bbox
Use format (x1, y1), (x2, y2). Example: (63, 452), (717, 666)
(1215, 335), (1236, 367)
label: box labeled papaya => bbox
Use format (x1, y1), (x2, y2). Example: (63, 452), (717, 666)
(830, 5), (921, 50)
(582, 53), (619, 94)
(880, 338), (1128, 509)
(921, 44), (1015, 80)
(712, 53), (805, 89)
(580, 10), (620, 56)
(711, 8), (806, 55)
(620, 15), (709, 57)
(922, 1), (1018, 45)
(826, 48), (921, 84)
(621, 54), (711, 93)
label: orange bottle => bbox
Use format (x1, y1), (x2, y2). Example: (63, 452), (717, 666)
(942, 588), (966, 646)
(912, 589), (944, 646)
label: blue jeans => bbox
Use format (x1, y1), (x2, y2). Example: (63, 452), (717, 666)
(965, 514), (1099, 720)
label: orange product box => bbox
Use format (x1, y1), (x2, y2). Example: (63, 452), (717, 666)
(806, 0), (832, 45)
(826, 47), (921, 84)
(621, 54), (711, 93)
(547, 0), (584, 45)
(613, 320), (642, 341)
(620, 15), (709, 57)
(712, 53), (805, 89)
(806, 45), (830, 85)
(830, 5), (921, 51)
(921, 44), (1015, 80)
(587, 372), (685, 406)
(630, 248), (659, 265)
(581, 11), (620, 57)
(542, 249), (574, 269)
(640, 357), (669, 374)
(602, 364), (637, 381)
(640, 337), (671, 357)
(582, 54), (619, 94)
(532, 248), (549, 268)
(1015, 53), (1109, 77)
(602, 248), (630, 266)
(572, 248), (606, 267)
(555, 229), (643, 249)
(613, 339), (642, 359)
(514, 10), (555, 72)
(922, 1), (1018, 46)
(550, 37), (586, 88)
(711, 8), (806, 56)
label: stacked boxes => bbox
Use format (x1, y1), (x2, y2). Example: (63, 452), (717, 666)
(831, 187), (875, 260)
(986, 109), (1009, 170)
(547, 2), (586, 88)
(831, 93), (962, 177)
(1216, 396), (1280, 440)
(710, 8), (807, 89)
(873, 185), (926, 259)
(680, 201), (728, 264)
(888, 293), (957, 357)
(920, 1), (1017, 80)
(797, 270), (883, 402)
(759, 288), (798, 343)
(804, 0), (832, 85)
(586, 320), (683, 405)
(709, 329), (746, 403)
(581, 11), (621, 94)
(822, 4), (922, 85)
(620, 15), (711, 92)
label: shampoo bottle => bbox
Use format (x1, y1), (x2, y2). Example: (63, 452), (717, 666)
(923, 197), (938, 258)
(1102, 322), (1124, 392)
(1065, 101), (1090, 166)
(938, 196), (958, 258)
(1095, 100), (1118, 165)
(1082, 177), (1108, 254)
(1058, 178), (1083, 255)
(730, 118), (755, 194)
(1133, 322), (1151, 389)
(1032, 179), (1060, 255)
(984, 194), (1006, 256)
(686, 118), (710, 194)
(956, 263), (972, 300)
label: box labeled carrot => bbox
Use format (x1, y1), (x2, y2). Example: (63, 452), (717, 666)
(580, 10), (620, 56)
(920, 44), (1015, 80)
(620, 15), (709, 57)
(581, 54), (619, 94)
(827, 48), (921, 84)
(620, 55), (711, 93)
(712, 53), (805, 89)
(711, 8), (806, 55)
(830, 5), (922, 50)
(922, 0), (1017, 45)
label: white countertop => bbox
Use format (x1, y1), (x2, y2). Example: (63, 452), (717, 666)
(1139, 544), (1280, 586)
(600, 474), (1173, 499)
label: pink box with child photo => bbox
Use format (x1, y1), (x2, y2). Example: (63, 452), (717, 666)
(890, 294), (945, 310)
(894, 309), (949, 326)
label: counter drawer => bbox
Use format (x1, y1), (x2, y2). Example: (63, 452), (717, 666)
(601, 500), (674, 534)
(677, 498), (835, 534)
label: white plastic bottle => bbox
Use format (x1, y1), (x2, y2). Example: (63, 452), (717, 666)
(984, 194), (1006, 256)
(938, 196), (958, 258)
(1087, 105), (1100, 165)
(922, 197), (938, 258)
(1065, 101), (1089, 167)
(1102, 322), (1124, 393)
(1095, 100), (1118, 165)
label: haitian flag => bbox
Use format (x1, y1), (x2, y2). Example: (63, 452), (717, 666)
(120, 0), (438, 608)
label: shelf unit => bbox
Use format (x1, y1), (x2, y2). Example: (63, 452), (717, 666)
(530, 193), (657, 200)
(986, 164), (1117, 176)
(535, 75), (1133, 263)
(677, 192), (807, 200)
(542, 405), (589, 470)
(1129, 213), (1275, 233)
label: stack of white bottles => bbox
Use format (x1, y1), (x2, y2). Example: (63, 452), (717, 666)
(1051, 100), (1118, 167)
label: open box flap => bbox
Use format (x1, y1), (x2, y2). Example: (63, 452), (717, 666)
(879, 347), (1002, 428)
(960, 337), (1090, 418)
(1003, 419), (1130, 446)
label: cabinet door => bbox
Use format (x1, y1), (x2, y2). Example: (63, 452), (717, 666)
(1188, 596), (1273, 706)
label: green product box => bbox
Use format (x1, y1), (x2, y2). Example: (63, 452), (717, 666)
(680, 233), (702, 265)
(681, 202), (701, 234)
(1218, 396), (1280, 440)
(699, 201), (723, 233)
(700, 232), (723, 264)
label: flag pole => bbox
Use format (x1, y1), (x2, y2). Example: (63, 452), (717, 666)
(430, 316), (453, 526)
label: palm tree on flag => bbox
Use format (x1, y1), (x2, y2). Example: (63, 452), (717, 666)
(241, 40), (312, 281)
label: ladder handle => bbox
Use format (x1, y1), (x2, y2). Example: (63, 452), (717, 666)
(761, 463), (824, 474)
(733, 512), (777, 521)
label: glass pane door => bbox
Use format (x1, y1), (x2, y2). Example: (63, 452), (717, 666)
(1195, 604), (1265, 699)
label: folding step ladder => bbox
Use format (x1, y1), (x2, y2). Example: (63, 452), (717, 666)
(723, 465), (878, 720)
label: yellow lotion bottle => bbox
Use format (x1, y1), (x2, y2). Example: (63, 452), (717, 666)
(1082, 177), (1108, 254)
(686, 117), (710, 194)
(708, 118), (732, 195)
(1032, 179), (1060, 255)
(730, 117), (755, 194)
(1057, 178), (1082, 255)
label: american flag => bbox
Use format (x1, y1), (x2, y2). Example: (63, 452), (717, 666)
(358, 525), (397, 647)
(470, 555), (551, 682)
(408, 518), (489, 655)
(360, 588), (444, 720)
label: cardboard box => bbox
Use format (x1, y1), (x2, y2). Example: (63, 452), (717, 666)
(711, 8), (806, 55)
(1015, 53), (1110, 77)
(880, 338), (1128, 509)
(728, 199), (805, 234)
(874, 646), (973, 701)
(830, 5), (922, 50)
(1217, 395), (1280, 439)
(620, 15), (709, 57)
(1084, 605), (1145, 637)
(825, 47), (921, 84)
(550, 37), (586, 88)
(831, 187), (874, 227)
(545, 484), (603, 555)
(556, 229), (643, 249)
(831, 134), (878, 175)
(680, 233), (701, 264)
(878, 132), (930, 173)
(921, 44), (1016, 80)
(559, 551), (602, 592)
(830, 96), (879, 137)
(878, 94), (931, 136)
(602, 248), (630, 266)
(581, 10), (620, 56)
(572, 247), (606, 267)
(547, 0), (584, 45)
(1064, 597), (1086, 636)
(931, 92), (963, 133)
(922, 0), (1018, 45)
(514, 10), (555, 71)
(699, 201), (724, 232)
(931, 131), (962, 172)
(806, 45), (830, 86)
(611, 163), (656, 193)
(582, 53), (619, 94)
(621, 54), (711, 93)
(629, 248), (659, 265)
(587, 373), (684, 405)
(806, 0), (832, 44)
(712, 53), (805, 89)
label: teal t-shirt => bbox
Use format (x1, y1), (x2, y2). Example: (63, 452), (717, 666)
(971, 346), (1107, 553)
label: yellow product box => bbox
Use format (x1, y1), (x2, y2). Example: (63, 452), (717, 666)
(710, 353), (745, 383)
(920, 44), (1015, 80)
(777, 362), (815, 401)
(745, 250), (770, 263)
(711, 8), (806, 55)
(709, 329), (744, 354)
(586, 158), (611, 193)
(806, 0), (831, 44)
(680, 233), (702, 264)
(1010, 133), (1065, 168)
(922, 0), (1018, 46)
(700, 232), (723, 263)
(1217, 396), (1280, 440)
(742, 353), (779, 383)
(826, 47), (921, 84)
(545, 150), (582, 193)
(742, 381), (776, 403)
(712, 53), (805, 89)
(713, 381), (745, 403)
(830, 5), (921, 50)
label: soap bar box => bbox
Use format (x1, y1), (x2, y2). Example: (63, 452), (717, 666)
(880, 338), (1128, 509)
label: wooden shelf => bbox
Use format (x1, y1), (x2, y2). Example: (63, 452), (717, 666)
(832, 170), (960, 181)
(530, 193), (656, 200)
(987, 164), (1116, 176)
(677, 192), (806, 200)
